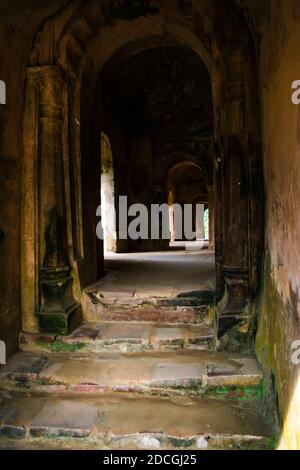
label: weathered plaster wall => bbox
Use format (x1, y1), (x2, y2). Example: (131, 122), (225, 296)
(0, 24), (24, 357)
(255, 0), (300, 450)
(0, 1), (70, 356)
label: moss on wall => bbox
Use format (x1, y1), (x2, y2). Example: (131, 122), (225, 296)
(254, 0), (300, 449)
(256, 254), (300, 449)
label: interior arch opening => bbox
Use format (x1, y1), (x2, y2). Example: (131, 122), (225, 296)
(167, 161), (212, 249)
(88, 44), (216, 306)
(21, 0), (264, 380)
(100, 132), (117, 254)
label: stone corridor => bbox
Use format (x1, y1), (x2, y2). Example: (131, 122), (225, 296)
(1, 0), (300, 451)
(95, 250), (216, 299)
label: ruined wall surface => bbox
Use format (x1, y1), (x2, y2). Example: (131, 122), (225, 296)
(0, 24), (24, 357)
(0, 1), (70, 356)
(254, 0), (300, 450)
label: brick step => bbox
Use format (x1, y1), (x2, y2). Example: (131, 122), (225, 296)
(0, 394), (273, 450)
(85, 302), (208, 324)
(83, 289), (215, 324)
(20, 321), (216, 354)
(0, 350), (262, 398)
(85, 286), (215, 307)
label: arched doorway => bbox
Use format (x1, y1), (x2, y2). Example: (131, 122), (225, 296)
(21, 0), (264, 347)
(167, 161), (211, 246)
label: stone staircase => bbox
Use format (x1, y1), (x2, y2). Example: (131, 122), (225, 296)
(20, 321), (216, 353)
(83, 284), (215, 324)
(0, 290), (274, 450)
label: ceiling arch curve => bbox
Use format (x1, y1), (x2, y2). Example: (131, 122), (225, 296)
(28, 0), (256, 92)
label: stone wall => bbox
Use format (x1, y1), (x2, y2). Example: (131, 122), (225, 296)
(254, 0), (300, 450)
(0, 24), (23, 357)
(0, 1), (70, 355)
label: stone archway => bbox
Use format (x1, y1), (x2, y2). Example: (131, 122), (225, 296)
(167, 161), (209, 243)
(21, 0), (264, 348)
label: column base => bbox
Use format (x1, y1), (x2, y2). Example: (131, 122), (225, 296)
(38, 266), (82, 335)
(217, 314), (253, 353)
(216, 266), (253, 352)
(219, 266), (249, 314)
(38, 303), (81, 335)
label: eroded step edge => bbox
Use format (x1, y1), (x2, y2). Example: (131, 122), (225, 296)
(0, 351), (263, 398)
(19, 322), (216, 354)
(0, 395), (274, 450)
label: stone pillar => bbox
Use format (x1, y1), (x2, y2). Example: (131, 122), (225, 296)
(213, 143), (224, 301)
(207, 185), (215, 250)
(218, 49), (250, 325)
(24, 66), (80, 335)
(22, 74), (40, 333)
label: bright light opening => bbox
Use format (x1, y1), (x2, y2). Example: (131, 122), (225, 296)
(0, 80), (6, 105)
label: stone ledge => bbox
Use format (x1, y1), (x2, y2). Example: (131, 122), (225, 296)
(0, 395), (273, 450)
(0, 350), (262, 397)
(19, 321), (216, 354)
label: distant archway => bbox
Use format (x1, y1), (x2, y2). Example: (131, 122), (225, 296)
(167, 162), (208, 243)
(101, 132), (117, 254)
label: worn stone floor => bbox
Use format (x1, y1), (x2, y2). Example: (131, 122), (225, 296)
(0, 338), (273, 450)
(84, 250), (216, 323)
(88, 250), (216, 299)
(0, 250), (275, 450)
(20, 321), (216, 353)
(0, 395), (271, 450)
(0, 350), (262, 394)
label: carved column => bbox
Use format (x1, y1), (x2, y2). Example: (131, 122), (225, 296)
(214, 151), (223, 299)
(22, 74), (40, 333)
(218, 48), (250, 329)
(207, 184), (215, 250)
(26, 66), (80, 335)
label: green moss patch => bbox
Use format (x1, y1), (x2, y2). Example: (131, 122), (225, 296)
(207, 381), (265, 401)
(48, 341), (86, 353)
